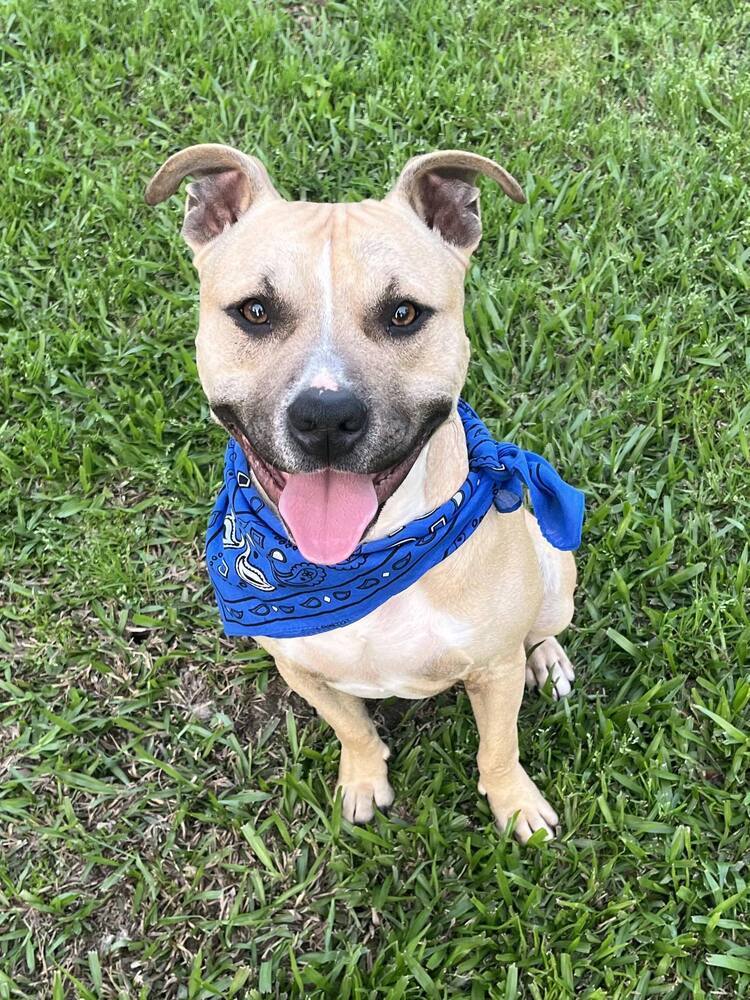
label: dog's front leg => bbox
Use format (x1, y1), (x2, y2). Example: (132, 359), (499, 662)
(465, 648), (559, 843)
(275, 658), (394, 823)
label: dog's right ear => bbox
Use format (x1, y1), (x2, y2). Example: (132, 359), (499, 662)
(145, 143), (281, 253)
(387, 150), (525, 259)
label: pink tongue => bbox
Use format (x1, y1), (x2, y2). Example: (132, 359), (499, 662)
(278, 470), (378, 565)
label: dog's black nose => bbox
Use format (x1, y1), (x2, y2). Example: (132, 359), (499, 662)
(287, 388), (368, 463)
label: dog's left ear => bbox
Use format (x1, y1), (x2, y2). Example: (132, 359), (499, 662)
(388, 150), (525, 256)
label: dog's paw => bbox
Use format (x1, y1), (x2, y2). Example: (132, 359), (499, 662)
(525, 636), (575, 699)
(479, 764), (559, 844)
(337, 742), (394, 823)
(339, 777), (395, 823)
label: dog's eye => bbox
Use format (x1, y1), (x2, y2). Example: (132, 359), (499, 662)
(382, 300), (432, 338)
(393, 303), (417, 325)
(390, 302), (419, 328)
(239, 298), (269, 325)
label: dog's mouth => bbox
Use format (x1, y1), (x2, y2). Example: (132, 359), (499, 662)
(233, 432), (427, 566)
(212, 399), (452, 566)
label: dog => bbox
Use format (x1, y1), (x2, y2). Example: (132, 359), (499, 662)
(146, 144), (579, 843)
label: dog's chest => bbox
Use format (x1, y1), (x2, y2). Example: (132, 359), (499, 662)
(266, 583), (479, 699)
(259, 509), (541, 699)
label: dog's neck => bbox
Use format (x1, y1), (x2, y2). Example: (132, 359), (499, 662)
(367, 408), (469, 539)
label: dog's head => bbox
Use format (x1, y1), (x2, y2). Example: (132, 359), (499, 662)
(146, 144), (524, 564)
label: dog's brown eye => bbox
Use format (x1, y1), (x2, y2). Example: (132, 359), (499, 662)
(391, 302), (419, 327)
(240, 299), (268, 324)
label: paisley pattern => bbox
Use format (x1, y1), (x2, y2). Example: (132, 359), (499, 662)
(205, 400), (585, 639)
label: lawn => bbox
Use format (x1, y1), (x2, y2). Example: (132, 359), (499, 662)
(1, 0), (749, 996)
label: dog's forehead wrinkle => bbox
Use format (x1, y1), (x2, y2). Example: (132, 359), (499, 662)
(349, 233), (464, 298)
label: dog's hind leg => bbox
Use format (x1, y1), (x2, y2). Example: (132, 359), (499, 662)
(275, 657), (394, 823)
(523, 511), (578, 700)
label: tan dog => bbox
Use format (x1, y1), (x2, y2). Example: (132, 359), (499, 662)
(146, 145), (577, 842)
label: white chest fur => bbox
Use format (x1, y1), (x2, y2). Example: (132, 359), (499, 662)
(265, 581), (478, 699)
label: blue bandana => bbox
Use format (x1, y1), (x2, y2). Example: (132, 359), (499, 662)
(206, 400), (584, 639)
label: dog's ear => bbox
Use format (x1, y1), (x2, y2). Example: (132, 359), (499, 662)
(388, 150), (525, 256)
(145, 143), (281, 253)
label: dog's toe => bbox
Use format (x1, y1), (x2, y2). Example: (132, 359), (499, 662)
(482, 764), (559, 844)
(526, 637), (575, 699)
(550, 663), (572, 699)
(512, 811), (553, 844)
(341, 778), (394, 824)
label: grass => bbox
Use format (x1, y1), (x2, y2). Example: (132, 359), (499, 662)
(1, 0), (749, 996)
